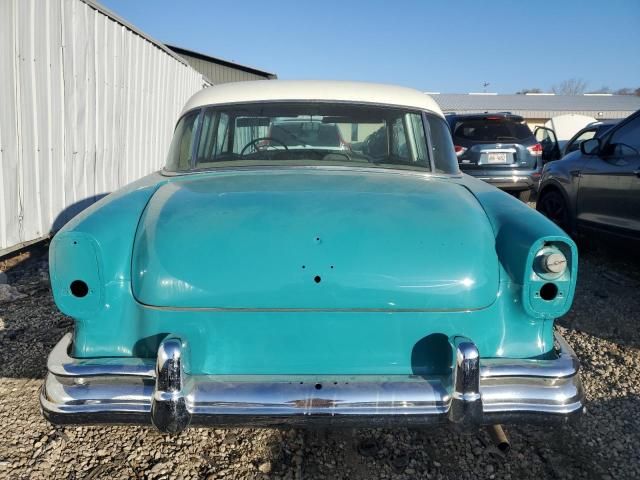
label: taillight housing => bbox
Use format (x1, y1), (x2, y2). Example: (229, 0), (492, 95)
(527, 143), (543, 156)
(523, 240), (577, 319)
(454, 145), (467, 157)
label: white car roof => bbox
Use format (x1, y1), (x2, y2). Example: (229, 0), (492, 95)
(181, 80), (444, 118)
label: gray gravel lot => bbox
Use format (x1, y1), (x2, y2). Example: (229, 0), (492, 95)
(1, 238), (639, 480)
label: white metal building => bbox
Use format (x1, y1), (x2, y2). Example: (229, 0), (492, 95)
(0, 0), (207, 255)
(430, 92), (640, 129)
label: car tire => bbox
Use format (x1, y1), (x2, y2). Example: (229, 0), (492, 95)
(517, 190), (532, 203)
(537, 190), (570, 233)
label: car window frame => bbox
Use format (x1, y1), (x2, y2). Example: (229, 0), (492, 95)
(164, 109), (202, 172)
(423, 113), (460, 174)
(566, 127), (597, 154)
(600, 112), (640, 158)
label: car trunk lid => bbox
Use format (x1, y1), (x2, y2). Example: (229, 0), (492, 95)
(132, 168), (499, 311)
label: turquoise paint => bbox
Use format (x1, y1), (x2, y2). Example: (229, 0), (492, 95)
(71, 285), (545, 375)
(50, 166), (578, 375)
(455, 175), (578, 319)
(132, 171), (499, 310)
(51, 232), (104, 316)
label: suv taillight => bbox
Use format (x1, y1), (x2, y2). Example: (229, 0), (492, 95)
(527, 143), (543, 156)
(454, 145), (467, 157)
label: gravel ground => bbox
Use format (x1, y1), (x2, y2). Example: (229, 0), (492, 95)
(1, 238), (639, 480)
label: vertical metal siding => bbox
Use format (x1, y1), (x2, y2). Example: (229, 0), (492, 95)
(0, 0), (204, 253)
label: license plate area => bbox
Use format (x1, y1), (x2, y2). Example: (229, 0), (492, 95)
(486, 152), (508, 164)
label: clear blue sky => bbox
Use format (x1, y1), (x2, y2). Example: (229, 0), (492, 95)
(101, 0), (640, 94)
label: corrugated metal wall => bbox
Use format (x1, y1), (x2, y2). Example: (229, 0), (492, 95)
(179, 53), (271, 84)
(0, 0), (205, 254)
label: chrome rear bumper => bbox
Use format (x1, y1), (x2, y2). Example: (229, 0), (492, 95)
(40, 333), (584, 433)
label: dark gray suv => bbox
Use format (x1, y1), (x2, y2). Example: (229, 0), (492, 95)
(446, 113), (542, 201)
(537, 109), (640, 240)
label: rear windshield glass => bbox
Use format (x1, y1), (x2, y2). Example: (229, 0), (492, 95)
(165, 103), (458, 174)
(452, 118), (533, 142)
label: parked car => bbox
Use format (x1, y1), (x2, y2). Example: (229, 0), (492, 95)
(445, 113), (542, 201)
(534, 120), (618, 163)
(562, 121), (618, 156)
(537, 110), (640, 240)
(41, 81), (583, 434)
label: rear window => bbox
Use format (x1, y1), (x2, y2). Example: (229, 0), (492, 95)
(452, 118), (533, 142)
(166, 102), (436, 172)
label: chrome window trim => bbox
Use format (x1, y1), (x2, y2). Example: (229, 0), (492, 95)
(189, 108), (204, 170)
(160, 164), (464, 180)
(422, 111), (437, 172)
(422, 112), (461, 175)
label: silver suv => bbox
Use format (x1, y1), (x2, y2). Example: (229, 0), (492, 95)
(446, 113), (542, 201)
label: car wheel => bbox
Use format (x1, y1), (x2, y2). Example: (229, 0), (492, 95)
(517, 190), (531, 202)
(537, 190), (570, 233)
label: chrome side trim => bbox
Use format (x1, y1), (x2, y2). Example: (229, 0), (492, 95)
(41, 332), (584, 432)
(139, 304), (491, 313)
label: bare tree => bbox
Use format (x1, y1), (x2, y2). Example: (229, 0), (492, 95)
(551, 78), (588, 95)
(587, 86), (611, 94)
(612, 87), (640, 96)
(516, 88), (543, 94)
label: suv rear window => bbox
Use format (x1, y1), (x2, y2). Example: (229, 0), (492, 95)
(452, 118), (533, 142)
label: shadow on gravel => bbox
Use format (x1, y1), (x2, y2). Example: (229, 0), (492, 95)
(0, 194), (109, 379)
(251, 413), (632, 479)
(558, 236), (640, 349)
(0, 243), (72, 379)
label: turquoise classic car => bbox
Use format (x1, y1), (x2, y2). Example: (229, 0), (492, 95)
(41, 81), (584, 434)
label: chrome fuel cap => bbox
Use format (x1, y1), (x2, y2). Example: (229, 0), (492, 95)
(543, 252), (567, 274)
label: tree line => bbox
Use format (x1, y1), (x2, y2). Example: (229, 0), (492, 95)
(516, 78), (640, 96)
